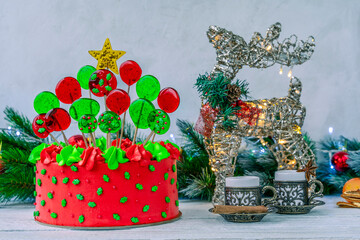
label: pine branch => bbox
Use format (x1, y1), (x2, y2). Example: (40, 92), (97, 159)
(4, 106), (37, 139)
(176, 119), (207, 155)
(0, 170), (34, 202)
(179, 168), (215, 201)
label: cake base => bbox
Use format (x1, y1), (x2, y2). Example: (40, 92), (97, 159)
(35, 211), (182, 230)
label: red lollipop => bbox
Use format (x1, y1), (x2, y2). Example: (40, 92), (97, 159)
(32, 114), (51, 138)
(106, 89), (131, 115)
(89, 69), (117, 97)
(55, 77), (82, 104)
(119, 60), (142, 86)
(157, 87), (180, 113)
(45, 108), (71, 132)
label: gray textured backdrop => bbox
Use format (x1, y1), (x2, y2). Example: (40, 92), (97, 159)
(0, 0), (359, 141)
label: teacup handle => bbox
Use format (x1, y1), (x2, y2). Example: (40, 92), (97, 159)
(261, 186), (277, 206)
(308, 179), (324, 203)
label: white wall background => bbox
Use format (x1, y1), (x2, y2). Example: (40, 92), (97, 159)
(0, 0), (359, 142)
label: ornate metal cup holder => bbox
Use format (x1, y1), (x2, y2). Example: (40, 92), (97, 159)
(209, 207), (275, 223)
(274, 199), (325, 214)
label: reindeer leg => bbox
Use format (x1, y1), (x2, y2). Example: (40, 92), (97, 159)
(206, 122), (242, 206)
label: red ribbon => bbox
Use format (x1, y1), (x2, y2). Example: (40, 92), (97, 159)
(40, 145), (62, 164)
(78, 147), (104, 171)
(126, 144), (152, 166)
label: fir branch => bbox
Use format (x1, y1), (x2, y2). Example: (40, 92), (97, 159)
(176, 119), (207, 155)
(0, 170), (34, 202)
(4, 106), (37, 139)
(180, 168), (215, 201)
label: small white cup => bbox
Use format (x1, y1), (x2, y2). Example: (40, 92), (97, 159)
(225, 176), (277, 206)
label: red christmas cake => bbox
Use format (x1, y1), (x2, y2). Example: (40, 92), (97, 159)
(29, 40), (181, 228)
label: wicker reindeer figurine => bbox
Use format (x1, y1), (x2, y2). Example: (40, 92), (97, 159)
(196, 23), (317, 205)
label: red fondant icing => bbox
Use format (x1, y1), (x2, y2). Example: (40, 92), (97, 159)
(78, 147), (104, 171)
(34, 155), (179, 227)
(40, 145), (62, 164)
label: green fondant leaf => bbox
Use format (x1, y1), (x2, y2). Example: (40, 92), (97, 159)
(165, 196), (170, 203)
(40, 200), (46, 206)
(47, 192), (53, 199)
(175, 200), (179, 206)
(171, 178), (175, 185)
(52, 176), (57, 184)
(71, 166), (78, 172)
(76, 194), (84, 200)
(63, 177), (69, 184)
(41, 169), (46, 175)
(161, 212), (167, 218)
(131, 217), (139, 223)
(149, 165), (155, 172)
(143, 205), (149, 212)
(151, 186), (158, 192)
(34, 211), (40, 217)
(172, 164), (176, 172)
(164, 172), (169, 180)
(113, 214), (120, 221)
(124, 172), (130, 180)
(51, 212), (57, 218)
(72, 179), (80, 185)
(37, 179), (42, 186)
(88, 202), (96, 208)
(136, 183), (143, 190)
(28, 143), (49, 164)
(120, 196), (128, 203)
(97, 187), (103, 195)
(79, 215), (85, 223)
(61, 199), (67, 207)
(98, 79), (105, 86)
(106, 73), (111, 80)
(103, 175), (110, 182)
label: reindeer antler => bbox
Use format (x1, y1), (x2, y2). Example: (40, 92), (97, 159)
(208, 23), (316, 81)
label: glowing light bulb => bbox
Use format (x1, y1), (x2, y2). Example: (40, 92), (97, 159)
(266, 45), (272, 51)
(330, 165), (334, 169)
(287, 69), (292, 78)
(279, 66), (283, 75)
(7, 126), (11, 130)
(328, 127), (334, 134)
(170, 134), (174, 138)
(16, 131), (20, 136)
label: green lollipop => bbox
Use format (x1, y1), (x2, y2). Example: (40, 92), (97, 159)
(33, 91), (60, 114)
(147, 109), (170, 135)
(135, 75), (160, 101)
(77, 65), (96, 90)
(69, 98), (100, 121)
(129, 99), (155, 129)
(98, 111), (121, 133)
(78, 114), (97, 133)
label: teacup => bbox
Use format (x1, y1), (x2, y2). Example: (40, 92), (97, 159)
(274, 170), (323, 206)
(225, 176), (277, 206)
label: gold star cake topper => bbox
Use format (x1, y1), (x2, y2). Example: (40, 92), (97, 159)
(89, 38), (126, 74)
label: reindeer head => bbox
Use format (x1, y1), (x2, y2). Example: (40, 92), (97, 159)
(207, 23), (316, 81)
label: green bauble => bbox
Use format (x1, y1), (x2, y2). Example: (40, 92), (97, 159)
(148, 109), (170, 135)
(98, 111), (121, 133)
(136, 75), (160, 101)
(33, 91), (60, 114)
(69, 98), (100, 121)
(77, 65), (96, 90)
(129, 98), (155, 129)
(78, 114), (97, 133)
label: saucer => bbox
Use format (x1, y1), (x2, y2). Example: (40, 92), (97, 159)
(275, 199), (325, 214)
(209, 207), (274, 223)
